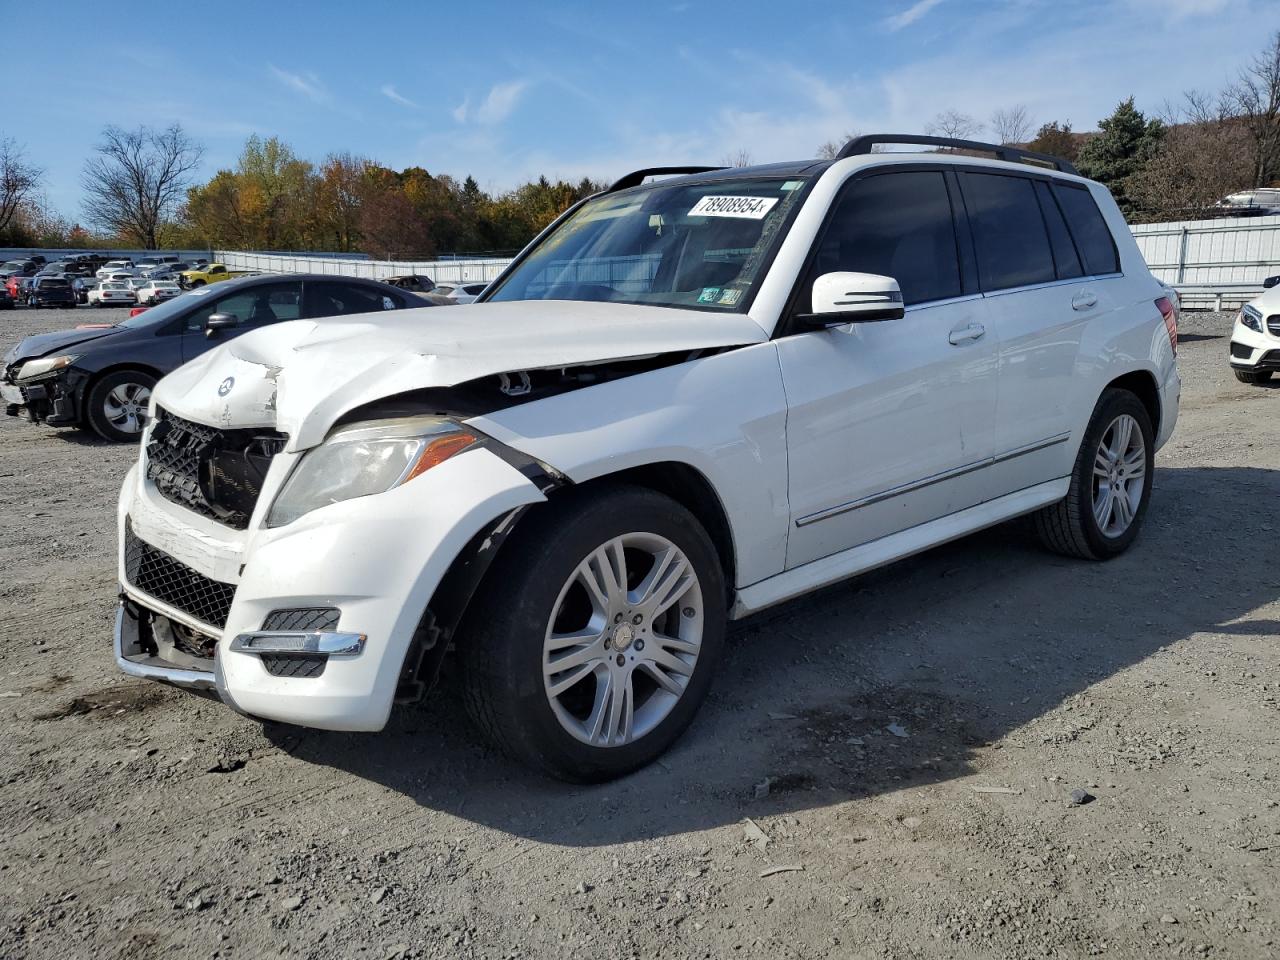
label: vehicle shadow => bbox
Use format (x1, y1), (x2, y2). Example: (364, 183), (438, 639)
(264, 464), (1278, 847)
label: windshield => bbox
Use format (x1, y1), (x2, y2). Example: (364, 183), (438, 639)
(486, 176), (808, 312)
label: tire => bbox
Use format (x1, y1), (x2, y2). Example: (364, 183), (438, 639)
(190, 280), (205, 288)
(84, 369), (156, 443)
(458, 484), (727, 782)
(1234, 369), (1273, 384)
(1034, 388), (1154, 560)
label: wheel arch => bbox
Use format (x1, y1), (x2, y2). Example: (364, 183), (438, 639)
(1103, 368), (1161, 437)
(78, 363), (165, 422)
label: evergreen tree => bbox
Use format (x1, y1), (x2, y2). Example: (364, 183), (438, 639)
(1075, 98), (1165, 218)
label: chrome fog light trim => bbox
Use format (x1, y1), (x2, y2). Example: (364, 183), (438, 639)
(230, 631), (366, 658)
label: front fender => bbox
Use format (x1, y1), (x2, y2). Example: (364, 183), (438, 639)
(217, 446), (547, 730)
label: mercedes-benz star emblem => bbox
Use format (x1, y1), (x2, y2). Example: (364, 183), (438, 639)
(217, 376), (235, 397)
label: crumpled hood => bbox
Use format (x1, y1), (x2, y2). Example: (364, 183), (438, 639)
(4, 326), (122, 369)
(153, 300), (769, 451)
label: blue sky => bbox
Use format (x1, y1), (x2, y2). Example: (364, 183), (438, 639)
(3, 0), (1270, 220)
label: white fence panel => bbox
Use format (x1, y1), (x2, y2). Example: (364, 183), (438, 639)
(1131, 215), (1280, 286)
(215, 250), (511, 284)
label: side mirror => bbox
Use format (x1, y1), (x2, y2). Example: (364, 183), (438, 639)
(797, 272), (906, 328)
(1264, 275), (1279, 289)
(204, 313), (239, 339)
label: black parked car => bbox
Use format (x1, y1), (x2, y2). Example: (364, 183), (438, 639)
(0, 288), (13, 310)
(3, 273), (420, 441)
(26, 276), (77, 308)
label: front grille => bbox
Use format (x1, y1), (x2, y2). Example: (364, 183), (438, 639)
(262, 608), (341, 632)
(124, 520), (236, 628)
(1231, 341), (1254, 359)
(1268, 315), (1280, 337)
(145, 408), (286, 530)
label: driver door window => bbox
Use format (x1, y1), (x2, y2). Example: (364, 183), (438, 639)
(184, 282), (303, 332)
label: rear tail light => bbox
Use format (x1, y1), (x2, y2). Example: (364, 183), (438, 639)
(1156, 296), (1177, 356)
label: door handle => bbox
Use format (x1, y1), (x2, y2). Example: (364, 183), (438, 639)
(1072, 291), (1098, 311)
(948, 322), (986, 345)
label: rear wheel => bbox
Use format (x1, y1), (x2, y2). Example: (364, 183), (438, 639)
(459, 485), (726, 781)
(85, 370), (156, 442)
(1234, 369), (1273, 384)
(1034, 388), (1154, 560)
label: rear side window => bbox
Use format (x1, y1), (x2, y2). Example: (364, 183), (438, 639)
(1034, 181), (1083, 280)
(806, 170), (961, 306)
(307, 282), (401, 318)
(1053, 184), (1120, 275)
(959, 172), (1055, 291)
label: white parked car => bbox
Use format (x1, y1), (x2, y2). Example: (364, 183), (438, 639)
(432, 282), (488, 304)
(1229, 284), (1280, 383)
(96, 260), (135, 279)
(88, 281), (137, 306)
(115, 135), (1180, 781)
(135, 281), (182, 306)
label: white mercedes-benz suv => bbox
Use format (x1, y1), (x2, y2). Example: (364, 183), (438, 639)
(1229, 283), (1280, 383)
(115, 135), (1180, 780)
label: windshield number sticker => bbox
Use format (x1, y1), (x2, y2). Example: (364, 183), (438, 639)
(718, 288), (742, 305)
(688, 195), (778, 220)
(698, 287), (722, 303)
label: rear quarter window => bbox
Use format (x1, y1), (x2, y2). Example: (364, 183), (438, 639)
(1053, 184), (1120, 276)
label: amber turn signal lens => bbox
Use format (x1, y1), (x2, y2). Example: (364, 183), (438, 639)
(403, 432), (479, 483)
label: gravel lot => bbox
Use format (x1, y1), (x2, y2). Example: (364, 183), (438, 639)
(1, 305), (1277, 960)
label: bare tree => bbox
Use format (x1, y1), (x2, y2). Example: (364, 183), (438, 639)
(721, 147), (754, 168)
(1127, 121), (1253, 221)
(1224, 29), (1280, 187)
(926, 110), (983, 141)
(0, 138), (42, 236)
(817, 131), (863, 159)
(81, 124), (203, 248)
(990, 105), (1033, 145)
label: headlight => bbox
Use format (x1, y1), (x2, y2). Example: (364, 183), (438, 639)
(16, 354), (79, 380)
(1239, 306), (1263, 332)
(267, 416), (480, 527)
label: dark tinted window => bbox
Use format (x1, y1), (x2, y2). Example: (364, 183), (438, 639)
(960, 172), (1055, 291)
(184, 282), (302, 331)
(1053, 184), (1119, 275)
(306, 281), (401, 318)
(806, 170), (961, 306)
(1034, 180), (1083, 280)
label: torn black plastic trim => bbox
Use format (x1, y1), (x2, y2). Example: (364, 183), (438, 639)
(397, 504), (550, 702)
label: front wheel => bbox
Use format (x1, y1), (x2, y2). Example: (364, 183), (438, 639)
(85, 370), (156, 442)
(459, 486), (727, 781)
(1034, 388), (1154, 560)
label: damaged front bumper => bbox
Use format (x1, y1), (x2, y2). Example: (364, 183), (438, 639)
(2, 369), (86, 426)
(116, 442), (548, 731)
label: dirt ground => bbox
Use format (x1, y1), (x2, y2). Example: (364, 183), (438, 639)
(1, 304), (1277, 960)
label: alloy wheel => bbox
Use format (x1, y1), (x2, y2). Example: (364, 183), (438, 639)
(103, 382), (151, 436)
(542, 532), (703, 748)
(1091, 413), (1146, 537)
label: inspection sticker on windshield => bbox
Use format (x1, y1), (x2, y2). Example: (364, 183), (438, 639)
(688, 195), (778, 220)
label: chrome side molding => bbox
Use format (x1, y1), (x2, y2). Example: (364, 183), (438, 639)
(230, 631), (366, 658)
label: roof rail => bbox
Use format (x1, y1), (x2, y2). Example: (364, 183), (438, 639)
(835, 134), (1078, 176)
(608, 166), (727, 192)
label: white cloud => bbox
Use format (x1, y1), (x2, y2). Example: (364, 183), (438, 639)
(453, 80), (530, 125)
(269, 65), (326, 102)
(381, 84), (419, 109)
(884, 0), (946, 31)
